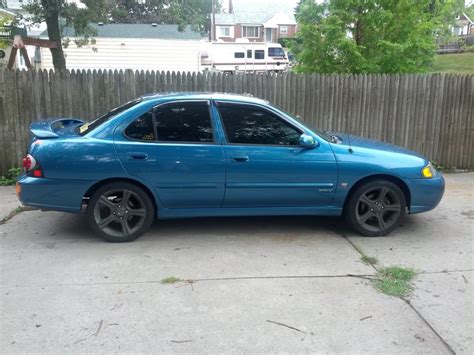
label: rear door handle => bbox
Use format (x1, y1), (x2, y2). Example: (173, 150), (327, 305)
(128, 153), (148, 160)
(231, 156), (249, 162)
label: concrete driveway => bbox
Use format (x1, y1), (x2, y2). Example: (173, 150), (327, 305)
(1, 173), (472, 354)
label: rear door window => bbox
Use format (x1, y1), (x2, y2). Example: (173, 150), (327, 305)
(124, 111), (155, 141)
(155, 101), (214, 143)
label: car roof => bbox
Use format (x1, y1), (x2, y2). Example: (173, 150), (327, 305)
(141, 92), (269, 105)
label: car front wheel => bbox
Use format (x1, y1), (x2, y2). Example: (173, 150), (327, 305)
(87, 182), (155, 242)
(344, 180), (406, 237)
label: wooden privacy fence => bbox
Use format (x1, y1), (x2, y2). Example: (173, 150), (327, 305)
(0, 69), (473, 175)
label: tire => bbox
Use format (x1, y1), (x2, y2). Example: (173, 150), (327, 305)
(87, 182), (155, 242)
(344, 180), (406, 237)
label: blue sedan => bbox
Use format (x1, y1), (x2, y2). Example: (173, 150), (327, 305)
(17, 93), (445, 242)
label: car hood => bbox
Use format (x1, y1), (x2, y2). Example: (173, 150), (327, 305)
(334, 133), (425, 159)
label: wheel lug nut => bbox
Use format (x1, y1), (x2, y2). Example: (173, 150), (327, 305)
(370, 209), (374, 212)
(120, 217), (123, 220)
(113, 212), (116, 215)
(125, 210), (128, 213)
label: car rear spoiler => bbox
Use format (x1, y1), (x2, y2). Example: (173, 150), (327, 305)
(30, 118), (84, 139)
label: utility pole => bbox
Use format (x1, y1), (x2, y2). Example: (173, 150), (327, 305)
(211, 0), (216, 41)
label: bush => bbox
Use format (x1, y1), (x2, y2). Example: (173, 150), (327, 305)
(0, 168), (22, 186)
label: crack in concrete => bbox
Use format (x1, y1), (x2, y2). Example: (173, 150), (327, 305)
(0, 273), (377, 289)
(339, 231), (457, 355)
(0, 206), (35, 225)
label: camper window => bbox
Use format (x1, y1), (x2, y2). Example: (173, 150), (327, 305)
(247, 50), (252, 58)
(255, 50), (265, 60)
(234, 52), (245, 58)
(268, 47), (285, 57)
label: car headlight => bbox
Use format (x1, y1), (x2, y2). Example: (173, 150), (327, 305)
(422, 163), (436, 178)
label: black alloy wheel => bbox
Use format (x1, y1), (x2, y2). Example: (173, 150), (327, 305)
(87, 182), (154, 242)
(345, 180), (406, 237)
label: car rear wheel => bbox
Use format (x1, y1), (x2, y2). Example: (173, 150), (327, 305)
(344, 180), (406, 237)
(87, 182), (155, 242)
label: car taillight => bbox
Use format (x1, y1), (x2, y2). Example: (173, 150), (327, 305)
(22, 154), (44, 178)
(22, 154), (36, 171)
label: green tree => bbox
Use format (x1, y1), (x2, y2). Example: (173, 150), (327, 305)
(23, 0), (216, 71)
(291, 0), (463, 74)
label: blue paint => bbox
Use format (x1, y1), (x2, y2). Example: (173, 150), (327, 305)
(17, 93), (445, 219)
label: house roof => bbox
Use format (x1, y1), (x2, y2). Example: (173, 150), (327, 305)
(216, 0), (296, 25)
(40, 23), (206, 40)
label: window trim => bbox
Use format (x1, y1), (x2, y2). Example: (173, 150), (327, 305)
(214, 100), (303, 147)
(123, 99), (217, 145)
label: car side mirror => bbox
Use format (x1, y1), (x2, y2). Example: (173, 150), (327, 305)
(299, 134), (318, 148)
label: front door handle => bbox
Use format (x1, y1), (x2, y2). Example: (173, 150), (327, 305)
(128, 153), (148, 160)
(231, 156), (249, 162)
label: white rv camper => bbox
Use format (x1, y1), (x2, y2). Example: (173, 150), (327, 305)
(200, 41), (289, 74)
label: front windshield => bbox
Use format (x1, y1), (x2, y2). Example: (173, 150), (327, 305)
(268, 47), (285, 57)
(77, 98), (143, 136)
(275, 107), (334, 142)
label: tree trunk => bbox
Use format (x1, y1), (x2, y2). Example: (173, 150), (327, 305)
(43, 1), (66, 71)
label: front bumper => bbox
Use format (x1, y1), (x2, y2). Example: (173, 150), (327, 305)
(17, 175), (93, 213)
(405, 175), (445, 214)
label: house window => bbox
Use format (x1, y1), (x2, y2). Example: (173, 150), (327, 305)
(219, 26), (231, 37)
(243, 26), (260, 38)
(234, 52), (245, 58)
(255, 50), (265, 60)
(280, 26), (288, 35)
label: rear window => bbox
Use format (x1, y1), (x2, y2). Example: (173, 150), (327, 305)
(78, 98), (142, 136)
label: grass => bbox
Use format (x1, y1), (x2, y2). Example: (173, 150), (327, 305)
(361, 254), (378, 266)
(431, 53), (474, 74)
(160, 276), (182, 284)
(374, 266), (416, 298)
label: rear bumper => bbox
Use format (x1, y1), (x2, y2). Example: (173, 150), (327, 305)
(406, 175), (445, 214)
(17, 175), (92, 213)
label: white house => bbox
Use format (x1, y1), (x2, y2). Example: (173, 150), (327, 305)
(39, 23), (208, 72)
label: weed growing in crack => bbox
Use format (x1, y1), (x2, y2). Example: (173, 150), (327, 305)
(361, 254), (378, 265)
(160, 276), (182, 284)
(374, 266), (416, 298)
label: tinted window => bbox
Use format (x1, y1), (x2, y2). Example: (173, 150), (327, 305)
(247, 49), (252, 58)
(234, 52), (244, 58)
(217, 103), (301, 146)
(155, 101), (213, 143)
(124, 111), (155, 141)
(255, 50), (265, 59)
(268, 47), (285, 57)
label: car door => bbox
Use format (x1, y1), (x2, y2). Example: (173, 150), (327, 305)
(114, 100), (225, 209)
(215, 101), (337, 207)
